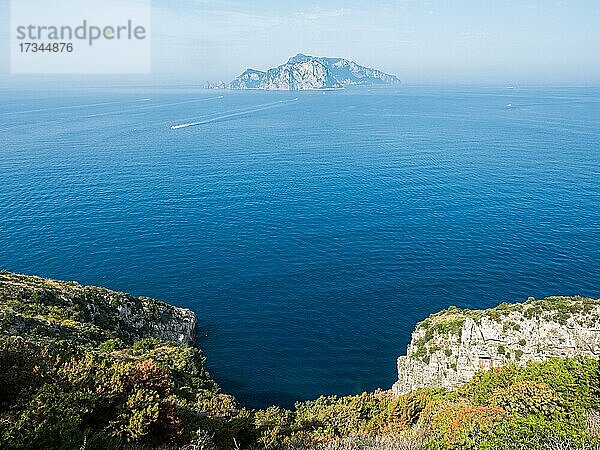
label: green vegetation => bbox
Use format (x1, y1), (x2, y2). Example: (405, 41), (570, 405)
(425, 296), (600, 329)
(411, 315), (465, 363)
(1, 272), (599, 449)
(407, 295), (600, 365)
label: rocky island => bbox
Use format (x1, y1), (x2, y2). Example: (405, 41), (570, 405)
(227, 54), (401, 91)
(1, 270), (599, 449)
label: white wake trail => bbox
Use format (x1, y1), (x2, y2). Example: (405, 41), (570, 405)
(170, 98), (298, 130)
(83, 96), (225, 118)
(0, 98), (151, 116)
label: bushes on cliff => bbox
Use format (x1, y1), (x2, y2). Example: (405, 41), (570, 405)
(254, 406), (294, 448)
(3, 336), (600, 450)
(424, 402), (507, 449)
(462, 357), (600, 420)
(293, 392), (390, 436)
(417, 357), (600, 450)
(0, 336), (233, 449)
(244, 389), (445, 449)
(488, 380), (565, 418)
(478, 415), (594, 450)
(368, 389), (443, 434)
(3, 271), (600, 449)
(2, 312), (600, 450)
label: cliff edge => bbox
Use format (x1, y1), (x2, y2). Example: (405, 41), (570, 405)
(0, 271), (197, 345)
(393, 295), (600, 394)
(1, 270), (599, 448)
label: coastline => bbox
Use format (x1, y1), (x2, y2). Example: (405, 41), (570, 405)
(2, 269), (600, 449)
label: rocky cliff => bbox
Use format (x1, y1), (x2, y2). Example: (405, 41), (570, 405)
(287, 53), (400, 86)
(392, 296), (600, 395)
(0, 271), (197, 345)
(228, 69), (265, 89)
(259, 59), (343, 90)
(2, 271), (599, 448)
(228, 53), (400, 90)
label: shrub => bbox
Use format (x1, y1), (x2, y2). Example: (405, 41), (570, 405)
(369, 389), (441, 434)
(293, 393), (387, 436)
(489, 380), (566, 419)
(462, 357), (600, 417)
(424, 402), (508, 449)
(132, 337), (164, 351)
(254, 406), (294, 448)
(3, 273), (600, 450)
(586, 409), (600, 440)
(480, 415), (596, 450)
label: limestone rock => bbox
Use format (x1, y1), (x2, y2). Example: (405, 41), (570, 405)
(392, 296), (600, 395)
(228, 54), (400, 91)
(0, 271), (197, 345)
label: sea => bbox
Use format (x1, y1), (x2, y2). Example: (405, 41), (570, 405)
(1, 84), (599, 408)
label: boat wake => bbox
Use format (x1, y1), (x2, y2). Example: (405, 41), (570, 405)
(0, 98), (151, 116)
(170, 98), (299, 130)
(83, 96), (224, 119)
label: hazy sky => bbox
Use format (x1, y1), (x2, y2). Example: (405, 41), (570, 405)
(147, 0), (600, 84)
(2, 0), (599, 84)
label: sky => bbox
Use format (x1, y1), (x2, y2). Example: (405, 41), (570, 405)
(1, 0), (600, 84)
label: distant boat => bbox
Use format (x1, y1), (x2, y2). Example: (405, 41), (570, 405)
(506, 103), (512, 108)
(506, 86), (515, 89)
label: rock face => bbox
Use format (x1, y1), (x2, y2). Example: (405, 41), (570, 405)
(228, 53), (400, 90)
(392, 296), (600, 395)
(259, 60), (342, 90)
(288, 53), (400, 86)
(203, 80), (226, 89)
(228, 69), (265, 89)
(0, 271), (197, 345)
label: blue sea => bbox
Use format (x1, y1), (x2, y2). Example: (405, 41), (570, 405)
(1, 85), (599, 408)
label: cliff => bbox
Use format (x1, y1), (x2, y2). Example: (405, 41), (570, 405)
(228, 69), (265, 89)
(287, 53), (400, 86)
(1, 270), (599, 448)
(0, 271), (197, 345)
(258, 59), (343, 90)
(0, 270), (223, 448)
(228, 53), (400, 91)
(392, 295), (600, 395)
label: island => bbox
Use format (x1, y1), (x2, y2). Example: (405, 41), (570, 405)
(223, 54), (401, 91)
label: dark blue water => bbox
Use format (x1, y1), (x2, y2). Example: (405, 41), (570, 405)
(1, 85), (599, 408)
